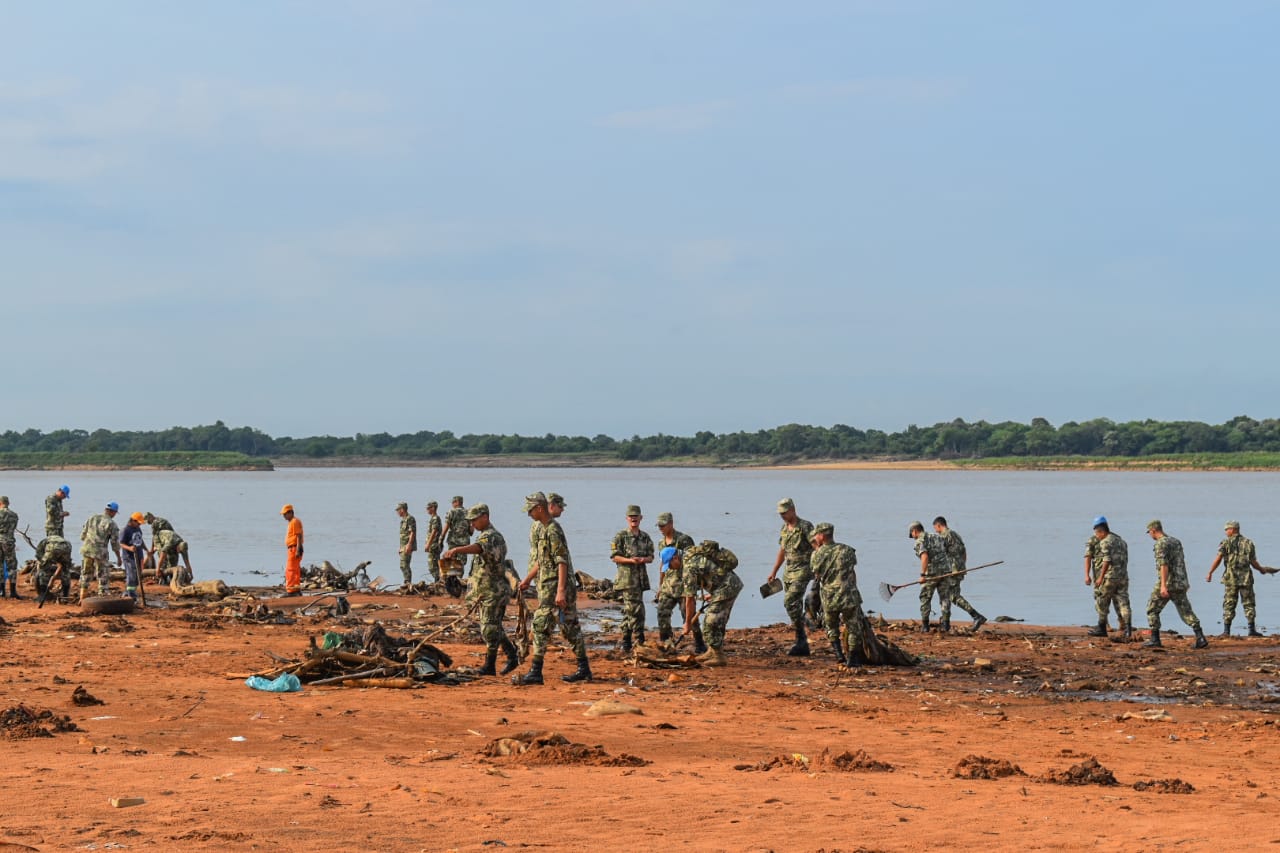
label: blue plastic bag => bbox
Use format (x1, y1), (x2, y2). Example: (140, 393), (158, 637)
(244, 673), (302, 692)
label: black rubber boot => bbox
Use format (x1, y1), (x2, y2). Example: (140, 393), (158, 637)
(919, 616), (931, 634)
(1193, 626), (1209, 649)
(479, 647), (498, 676)
(620, 633), (633, 654)
(1142, 630), (1162, 648)
(561, 657), (592, 684)
(970, 614), (986, 632)
(1221, 620), (1232, 638)
(939, 618), (951, 634)
(1121, 623), (1133, 641)
(636, 629), (646, 647)
(514, 656), (544, 686)
(0, 582), (7, 598)
(1249, 622), (1264, 637)
(787, 623), (810, 656)
(832, 638), (845, 663)
(659, 627), (672, 643)
(1087, 619), (1107, 637)
(499, 637), (520, 676)
(693, 626), (707, 655)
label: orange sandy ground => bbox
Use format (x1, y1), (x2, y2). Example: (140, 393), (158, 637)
(1, 588), (1278, 852)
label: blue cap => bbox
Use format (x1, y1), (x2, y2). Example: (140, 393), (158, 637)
(60, 485), (70, 497)
(106, 501), (119, 512)
(1092, 515), (1107, 528)
(660, 545), (680, 570)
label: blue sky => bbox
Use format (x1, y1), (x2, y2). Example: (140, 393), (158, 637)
(4, 2), (1276, 438)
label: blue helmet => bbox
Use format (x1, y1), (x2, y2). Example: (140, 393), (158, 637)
(1092, 515), (1108, 528)
(60, 484), (70, 497)
(106, 501), (119, 512)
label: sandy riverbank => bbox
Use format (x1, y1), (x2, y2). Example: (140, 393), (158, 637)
(1, 586), (1277, 851)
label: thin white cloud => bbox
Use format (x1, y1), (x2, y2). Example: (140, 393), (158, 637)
(598, 99), (735, 133)
(778, 76), (966, 104)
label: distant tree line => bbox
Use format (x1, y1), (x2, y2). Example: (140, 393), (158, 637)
(2, 416), (1279, 462)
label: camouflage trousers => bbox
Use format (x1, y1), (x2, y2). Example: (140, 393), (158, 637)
(1146, 587), (1200, 633)
(619, 589), (646, 641)
(655, 572), (684, 636)
(822, 590), (865, 653)
(426, 547), (442, 582)
(1093, 572), (1132, 627)
(947, 577), (983, 620)
(36, 556), (73, 598)
(783, 564), (813, 628)
(531, 581), (586, 658)
(0, 541), (16, 581)
(399, 551), (413, 585)
(1222, 574), (1256, 623)
(80, 553), (112, 595)
(701, 572), (743, 651)
(919, 576), (952, 622)
(477, 585), (512, 650)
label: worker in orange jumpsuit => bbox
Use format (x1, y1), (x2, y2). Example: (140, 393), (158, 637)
(281, 504), (304, 595)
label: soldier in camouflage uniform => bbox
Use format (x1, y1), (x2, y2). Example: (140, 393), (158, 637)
(1084, 534), (1125, 630)
(1085, 516), (1132, 639)
(933, 517), (987, 632)
(654, 511), (701, 650)
(909, 520), (953, 632)
(442, 496), (470, 573)
(0, 496), (20, 598)
(154, 528), (193, 586)
(79, 502), (121, 601)
(1143, 520), (1208, 649)
(516, 492), (591, 685)
(680, 539), (742, 666)
(423, 501), (443, 582)
(34, 535), (73, 602)
(395, 502), (417, 587)
(611, 504), (655, 653)
(1207, 520), (1272, 637)
(444, 504), (520, 676)
(765, 498), (816, 656)
(811, 523), (867, 666)
(46, 485), (70, 537)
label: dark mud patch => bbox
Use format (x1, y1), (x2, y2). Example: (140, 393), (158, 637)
(482, 731), (648, 767)
(1133, 778), (1195, 794)
(951, 755), (1026, 779)
(0, 705), (81, 739)
(1037, 756), (1118, 786)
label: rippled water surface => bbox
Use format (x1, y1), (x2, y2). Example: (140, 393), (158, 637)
(5, 467), (1278, 630)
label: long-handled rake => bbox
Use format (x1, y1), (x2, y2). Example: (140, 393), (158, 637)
(879, 560), (1004, 601)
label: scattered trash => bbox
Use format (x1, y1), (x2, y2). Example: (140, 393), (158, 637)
(109, 797), (145, 808)
(583, 699), (643, 718)
(245, 673), (303, 693)
(71, 685), (105, 706)
(229, 736), (247, 742)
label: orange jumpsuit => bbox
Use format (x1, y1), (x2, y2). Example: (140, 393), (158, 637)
(285, 516), (304, 593)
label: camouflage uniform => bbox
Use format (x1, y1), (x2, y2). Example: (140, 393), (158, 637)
(1146, 534), (1201, 634)
(530, 519), (586, 659)
(914, 531), (953, 624)
(35, 536), (73, 599)
(1086, 535), (1125, 628)
(147, 515), (174, 537)
(398, 512), (417, 585)
(656, 529), (696, 637)
(45, 493), (66, 537)
(80, 512), (121, 596)
(155, 529), (192, 585)
(445, 505), (470, 551)
(425, 513), (443, 582)
(779, 517), (816, 627)
(938, 528), (984, 622)
(611, 526), (655, 644)
(1090, 532), (1132, 628)
(1218, 534), (1259, 624)
(813, 540), (865, 654)
(0, 505), (18, 584)
(684, 541), (742, 651)
(469, 524), (512, 652)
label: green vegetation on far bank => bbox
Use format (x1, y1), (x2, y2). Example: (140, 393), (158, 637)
(952, 453), (1280, 471)
(0, 451), (272, 471)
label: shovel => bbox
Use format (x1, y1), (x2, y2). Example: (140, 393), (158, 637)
(878, 560), (1005, 602)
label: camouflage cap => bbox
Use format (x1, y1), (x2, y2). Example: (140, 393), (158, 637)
(699, 539), (720, 552)
(522, 491), (548, 512)
(655, 511), (673, 526)
(777, 498), (795, 512)
(0, 495), (7, 504)
(813, 522), (834, 537)
(426, 500), (438, 509)
(1146, 519), (1162, 531)
(908, 520), (924, 537)
(465, 503), (489, 521)
(1225, 520), (1241, 530)
(395, 502), (408, 511)
(626, 504), (642, 517)
(548, 492), (566, 506)
(452, 495), (464, 505)
(144, 512), (156, 523)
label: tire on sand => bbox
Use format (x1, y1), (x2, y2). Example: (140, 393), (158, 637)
(80, 596), (135, 616)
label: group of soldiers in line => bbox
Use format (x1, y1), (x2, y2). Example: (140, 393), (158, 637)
(1084, 516), (1277, 648)
(0, 485), (195, 604)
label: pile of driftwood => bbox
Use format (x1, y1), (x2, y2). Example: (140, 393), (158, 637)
(300, 560), (376, 592)
(252, 623), (468, 689)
